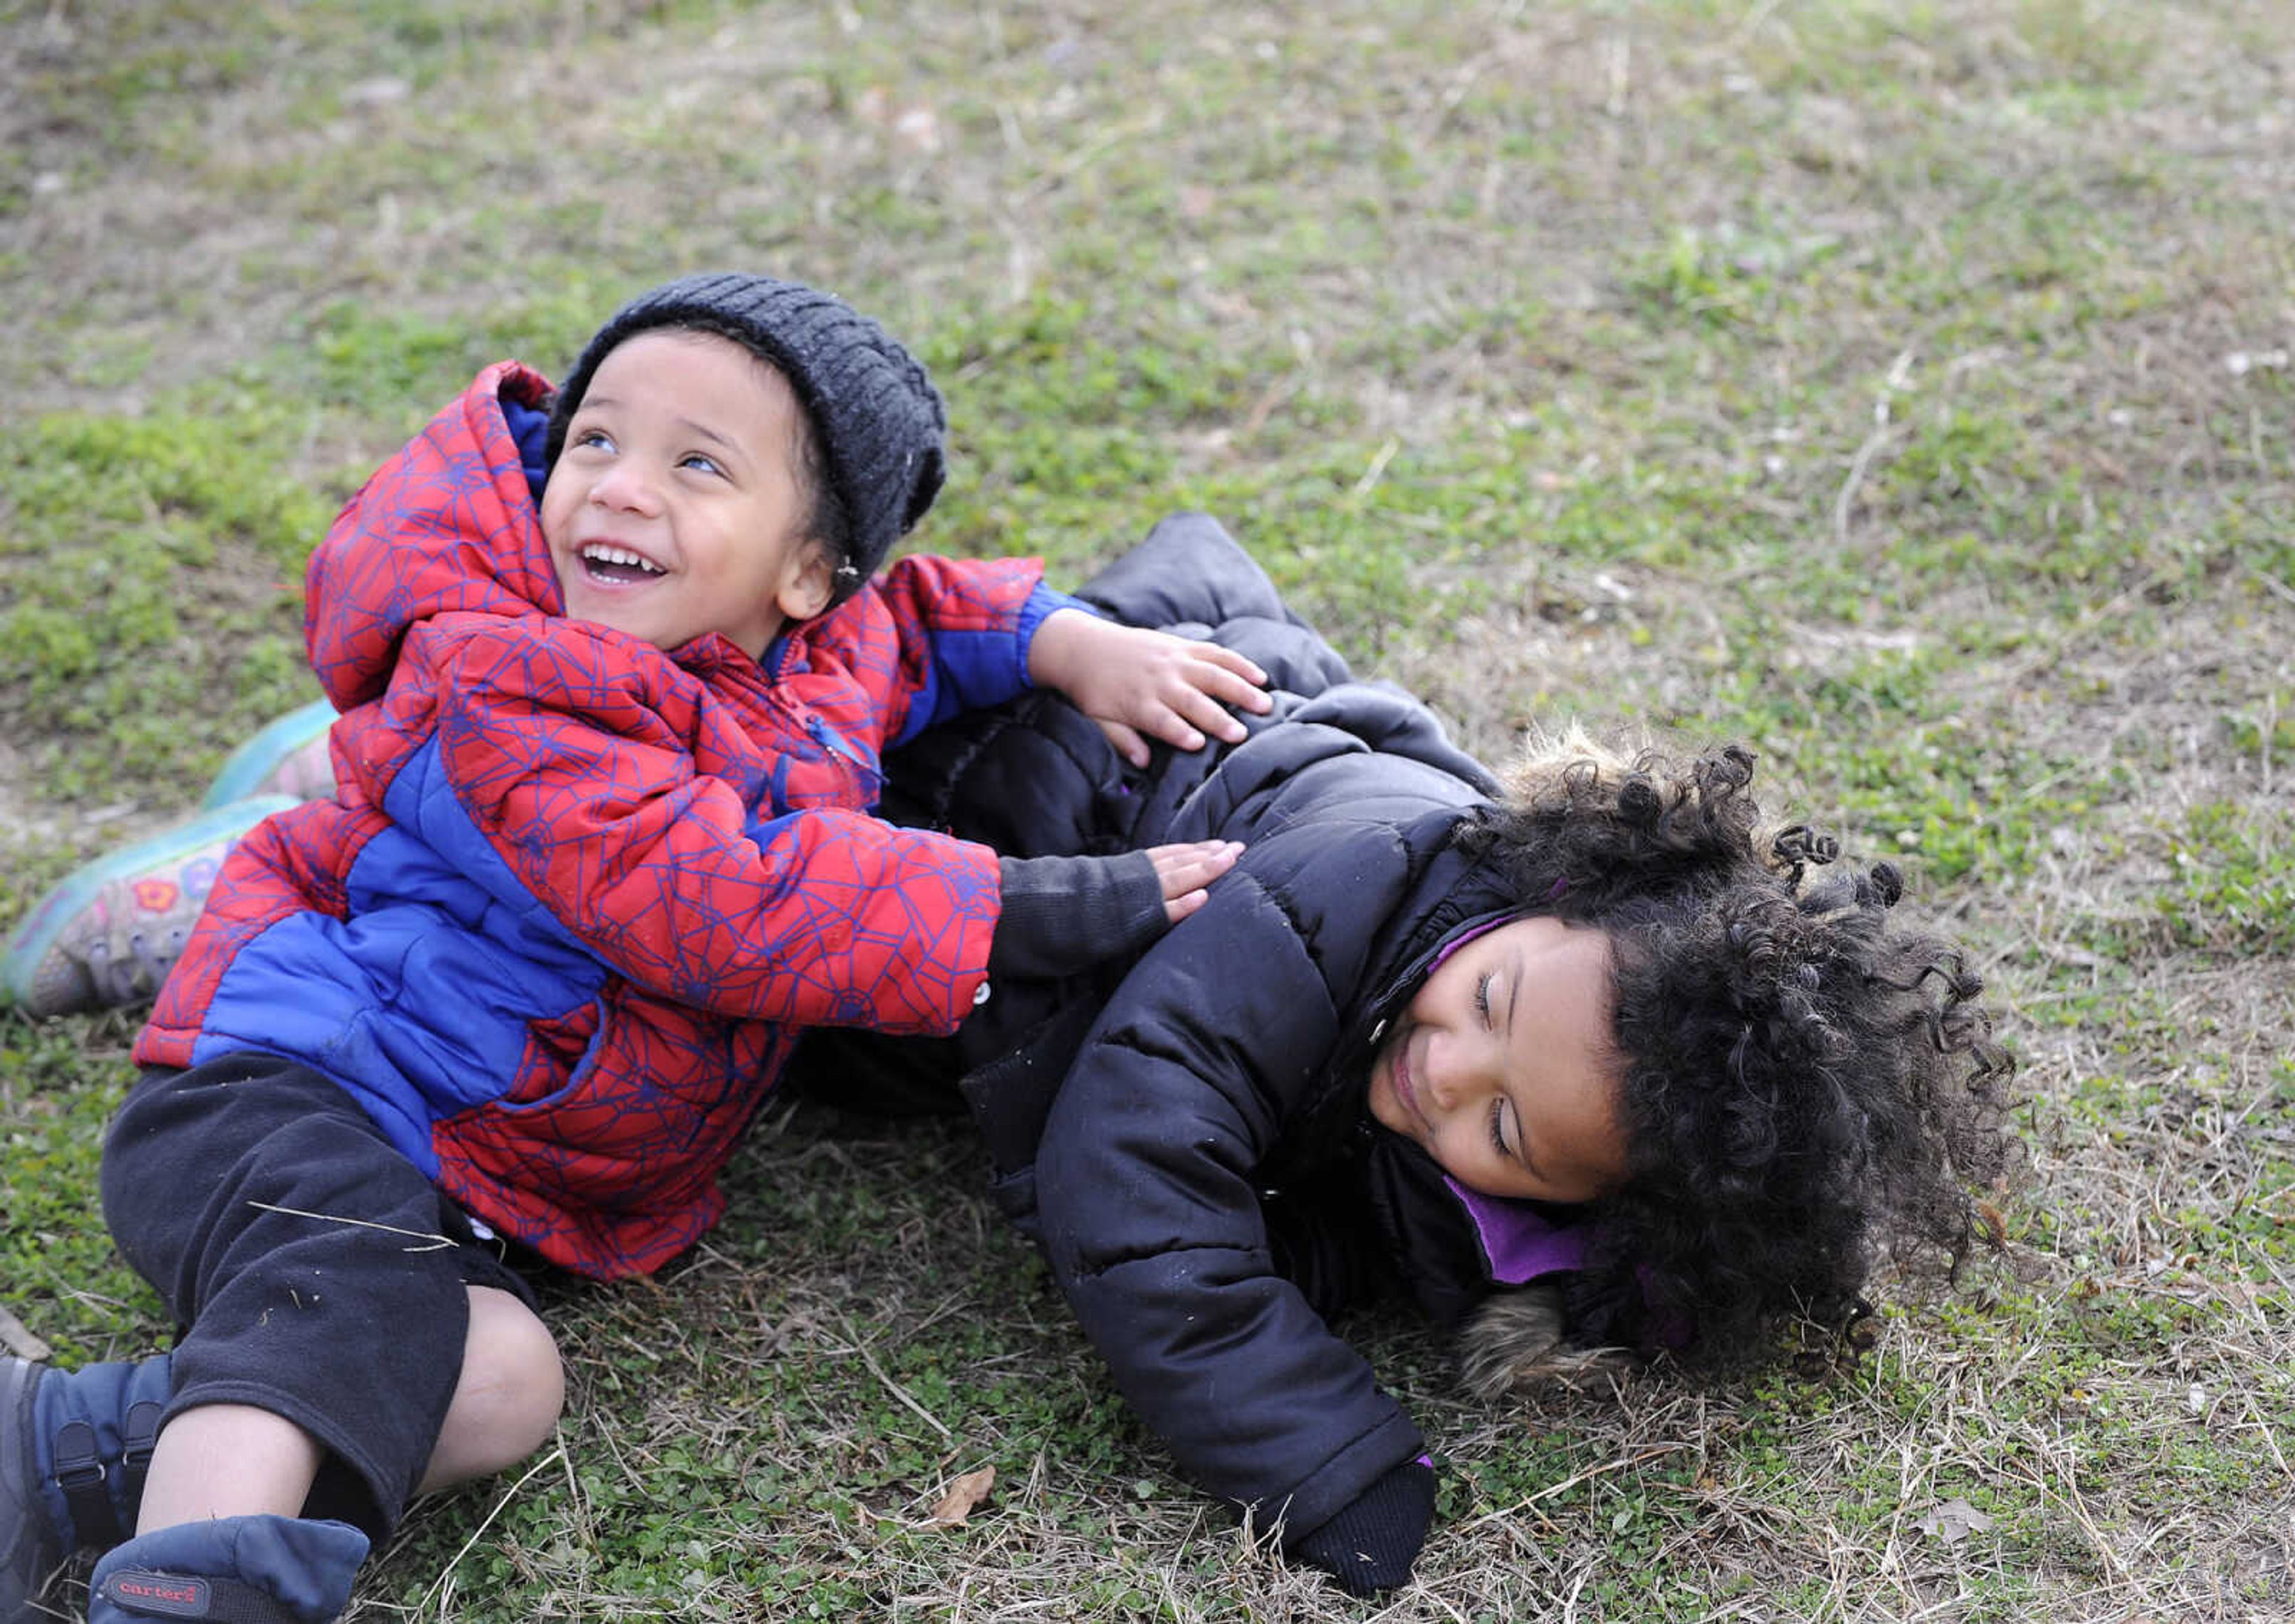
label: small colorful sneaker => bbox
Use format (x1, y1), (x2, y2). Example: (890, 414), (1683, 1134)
(1, 795), (299, 1019)
(201, 697), (338, 809)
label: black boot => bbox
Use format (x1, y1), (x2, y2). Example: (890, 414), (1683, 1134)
(3, 1351), (172, 1623)
(90, 1516), (367, 1623)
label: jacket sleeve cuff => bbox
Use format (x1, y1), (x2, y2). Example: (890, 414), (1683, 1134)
(989, 852), (1167, 981)
(1015, 585), (1097, 688)
(1290, 1459), (1436, 1597)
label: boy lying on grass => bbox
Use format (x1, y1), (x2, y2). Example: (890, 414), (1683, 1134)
(1, 275), (1266, 1624)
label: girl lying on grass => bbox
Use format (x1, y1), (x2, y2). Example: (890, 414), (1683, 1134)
(809, 510), (2017, 1596)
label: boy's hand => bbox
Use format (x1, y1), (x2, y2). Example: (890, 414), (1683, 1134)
(1028, 609), (1272, 767)
(1146, 838), (1244, 923)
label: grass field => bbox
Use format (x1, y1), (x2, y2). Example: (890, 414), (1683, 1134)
(2, 2), (2290, 1619)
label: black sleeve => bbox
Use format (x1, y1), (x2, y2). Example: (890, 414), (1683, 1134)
(1294, 1460), (1437, 1595)
(1033, 865), (1426, 1546)
(989, 852), (1167, 980)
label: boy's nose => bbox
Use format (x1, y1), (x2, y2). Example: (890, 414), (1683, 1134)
(589, 462), (660, 515)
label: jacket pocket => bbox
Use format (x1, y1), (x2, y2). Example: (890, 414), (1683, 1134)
(495, 996), (606, 1113)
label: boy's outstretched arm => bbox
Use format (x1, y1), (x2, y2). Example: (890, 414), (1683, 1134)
(1026, 607), (1273, 766)
(988, 840), (1241, 983)
(398, 617), (1243, 1033)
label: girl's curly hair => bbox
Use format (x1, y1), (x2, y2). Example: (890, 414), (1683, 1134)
(1451, 728), (2015, 1383)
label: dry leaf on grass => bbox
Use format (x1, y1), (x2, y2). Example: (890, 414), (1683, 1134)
(1912, 1498), (1995, 1544)
(925, 1466), (996, 1528)
(0, 1304), (53, 1362)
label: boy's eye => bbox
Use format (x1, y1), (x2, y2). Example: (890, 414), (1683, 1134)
(679, 451), (725, 478)
(573, 427), (615, 454)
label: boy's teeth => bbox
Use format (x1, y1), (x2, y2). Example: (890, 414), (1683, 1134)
(582, 545), (664, 574)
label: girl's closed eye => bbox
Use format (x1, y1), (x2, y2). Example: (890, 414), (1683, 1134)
(1474, 971), (1493, 1026)
(1487, 1097), (1513, 1160)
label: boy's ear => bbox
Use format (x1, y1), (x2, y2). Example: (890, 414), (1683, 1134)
(776, 543), (837, 623)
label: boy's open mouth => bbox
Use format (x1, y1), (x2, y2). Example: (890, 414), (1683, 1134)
(579, 542), (666, 583)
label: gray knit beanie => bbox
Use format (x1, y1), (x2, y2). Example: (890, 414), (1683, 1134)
(544, 271), (947, 605)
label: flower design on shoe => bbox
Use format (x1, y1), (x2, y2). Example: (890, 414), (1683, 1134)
(1, 796), (300, 1019)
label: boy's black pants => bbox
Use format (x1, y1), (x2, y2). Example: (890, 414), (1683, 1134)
(100, 1053), (537, 1538)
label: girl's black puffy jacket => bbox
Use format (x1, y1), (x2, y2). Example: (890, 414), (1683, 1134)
(857, 513), (1589, 1543)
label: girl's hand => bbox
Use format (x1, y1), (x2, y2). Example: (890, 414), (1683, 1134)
(1145, 839), (1244, 923)
(1027, 610), (1272, 766)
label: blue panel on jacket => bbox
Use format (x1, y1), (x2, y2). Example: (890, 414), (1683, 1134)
(893, 585), (1081, 747)
(377, 736), (602, 967)
(195, 737), (610, 1176)
(501, 392), (553, 502)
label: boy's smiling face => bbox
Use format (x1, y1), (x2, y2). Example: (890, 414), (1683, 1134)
(541, 328), (834, 660)
(1367, 913), (1630, 1204)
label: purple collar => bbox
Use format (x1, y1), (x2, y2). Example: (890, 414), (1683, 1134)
(1443, 1176), (1590, 1283)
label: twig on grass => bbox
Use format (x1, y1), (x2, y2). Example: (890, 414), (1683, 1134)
(1350, 436), (1401, 502)
(1461, 1442), (1691, 1531)
(415, 1443), (568, 1620)
(1014, 111), (1164, 204)
(1419, 1587), (1473, 1623)
(1993, 1421), (2132, 1586)
(1834, 348), (1917, 548)
(1831, 420), (1899, 548)
(840, 1316), (954, 1443)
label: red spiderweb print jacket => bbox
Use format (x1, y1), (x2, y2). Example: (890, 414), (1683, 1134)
(137, 362), (1057, 1278)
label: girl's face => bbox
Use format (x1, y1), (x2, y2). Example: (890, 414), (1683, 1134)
(1367, 915), (1629, 1204)
(542, 329), (834, 661)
